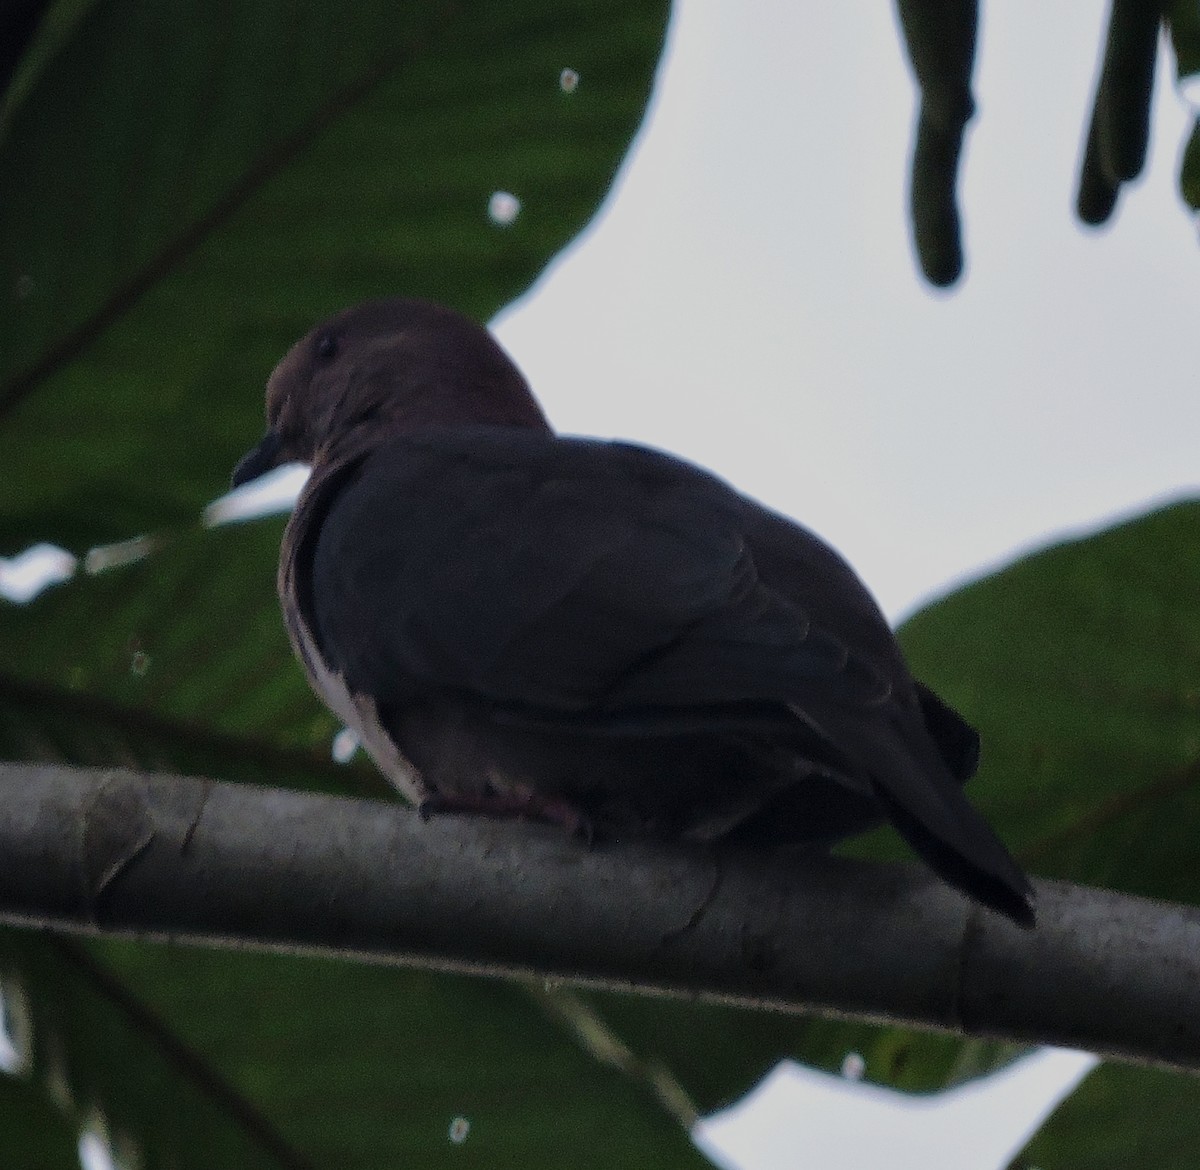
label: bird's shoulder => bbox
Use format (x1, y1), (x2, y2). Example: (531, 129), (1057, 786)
(308, 427), (752, 582)
(350, 426), (745, 515)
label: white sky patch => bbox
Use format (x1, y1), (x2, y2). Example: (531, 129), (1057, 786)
(0, 542), (76, 603)
(204, 462), (310, 526)
(0, 979), (30, 1075)
(693, 1049), (1099, 1170)
(494, 0), (1200, 621)
(0, 1023), (19, 1075)
(0, 1035), (19, 1076)
(77, 1128), (118, 1170)
(84, 534), (157, 575)
(840, 1051), (866, 1081)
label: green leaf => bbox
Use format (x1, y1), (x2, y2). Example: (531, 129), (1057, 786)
(1013, 1062), (1200, 1170)
(0, 1062), (81, 1169)
(0, 0), (668, 551)
(1179, 115), (1200, 212)
(0, 520), (377, 796)
(1, 930), (290, 1169)
(0, 931), (712, 1170)
(574, 993), (1023, 1111)
(1169, 0), (1200, 81)
(898, 500), (1200, 904)
(0, 0), (98, 132)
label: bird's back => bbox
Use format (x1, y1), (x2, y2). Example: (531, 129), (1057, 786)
(291, 427), (1032, 924)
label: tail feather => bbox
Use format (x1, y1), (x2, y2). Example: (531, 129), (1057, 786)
(848, 712), (1035, 927)
(869, 777), (1035, 927)
(914, 681), (980, 782)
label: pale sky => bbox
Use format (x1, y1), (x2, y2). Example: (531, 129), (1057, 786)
(695, 1048), (1098, 1170)
(494, 0), (1200, 622)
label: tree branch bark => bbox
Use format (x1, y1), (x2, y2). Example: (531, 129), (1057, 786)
(1, 761), (1197, 1074)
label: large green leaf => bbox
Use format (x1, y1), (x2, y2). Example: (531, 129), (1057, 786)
(0, 930), (711, 1170)
(0, 0), (668, 551)
(1, 931), (293, 1169)
(0, 521), (370, 790)
(0, 1060), (81, 1169)
(897, 500), (1200, 904)
(1012, 1062), (1200, 1170)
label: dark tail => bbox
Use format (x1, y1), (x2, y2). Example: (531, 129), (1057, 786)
(851, 710), (1035, 927)
(869, 776), (1035, 927)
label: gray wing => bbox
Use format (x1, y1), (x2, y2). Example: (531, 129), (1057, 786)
(304, 426), (1030, 923)
(738, 500), (981, 782)
(305, 428), (890, 719)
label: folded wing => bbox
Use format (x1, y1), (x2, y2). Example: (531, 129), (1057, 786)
(304, 426), (1032, 923)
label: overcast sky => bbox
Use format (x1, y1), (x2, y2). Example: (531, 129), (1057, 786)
(495, 0), (1200, 623)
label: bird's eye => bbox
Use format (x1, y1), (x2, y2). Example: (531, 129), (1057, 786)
(315, 334), (339, 361)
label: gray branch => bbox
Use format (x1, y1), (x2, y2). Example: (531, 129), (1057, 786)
(2, 761), (1197, 1074)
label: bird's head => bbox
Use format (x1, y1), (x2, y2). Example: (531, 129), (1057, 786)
(232, 298), (550, 488)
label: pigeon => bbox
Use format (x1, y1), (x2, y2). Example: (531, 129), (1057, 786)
(233, 298), (1034, 926)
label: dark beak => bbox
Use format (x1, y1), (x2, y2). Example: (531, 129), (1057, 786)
(231, 430), (284, 489)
